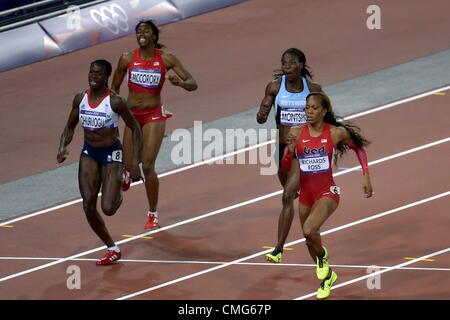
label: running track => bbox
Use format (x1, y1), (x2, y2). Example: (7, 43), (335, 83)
(1, 87), (449, 300)
(1, 0), (450, 303)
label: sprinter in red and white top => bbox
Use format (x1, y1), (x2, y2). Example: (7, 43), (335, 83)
(112, 20), (197, 230)
(281, 92), (373, 299)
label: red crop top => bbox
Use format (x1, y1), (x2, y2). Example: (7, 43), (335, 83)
(128, 48), (166, 95)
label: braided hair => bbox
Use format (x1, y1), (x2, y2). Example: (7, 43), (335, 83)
(274, 48), (313, 79)
(306, 92), (370, 162)
(135, 20), (165, 49)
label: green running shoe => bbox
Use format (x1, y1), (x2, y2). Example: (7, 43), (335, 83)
(265, 249), (282, 263)
(316, 246), (329, 280)
(317, 271), (338, 299)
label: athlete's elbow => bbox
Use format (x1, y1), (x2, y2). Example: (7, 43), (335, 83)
(187, 83), (198, 91)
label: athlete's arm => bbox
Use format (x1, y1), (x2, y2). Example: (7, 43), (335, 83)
(163, 52), (197, 91)
(347, 141), (369, 175)
(286, 126), (302, 153)
(307, 81), (323, 93)
(281, 146), (294, 173)
(349, 142), (373, 198)
(257, 80), (279, 124)
(57, 92), (83, 163)
(281, 126), (302, 173)
(111, 94), (143, 181)
(111, 52), (132, 94)
(335, 126), (373, 198)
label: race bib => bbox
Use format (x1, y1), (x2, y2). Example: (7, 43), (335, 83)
(330, 186), (341, 195)
(299, 152), (330, 174)
(280, 108), (306, 126)
(110, 150), (122, 162)
(79, 110), (107, 130)
(130, 68), (161, 88)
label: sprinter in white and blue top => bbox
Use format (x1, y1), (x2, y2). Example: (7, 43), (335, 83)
(57, 60), (143, 266)
(78, 89), (119, 132)
(256, 48), (323, 264)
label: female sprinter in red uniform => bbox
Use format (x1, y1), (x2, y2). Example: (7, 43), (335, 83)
(282, 92), (373, 299)
(111, 20), (197, 230)
(57, 60), (143, 265)
(257, 48), (322, 263)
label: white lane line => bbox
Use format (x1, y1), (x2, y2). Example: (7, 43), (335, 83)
(334, 136), (450, 176)
(2, 85), (448, 227)
(116, 190), (450, 300)
(0, 191), (282, 283)
(0, 199), (83, 226)
(2, 129), (449, 228)
(344, 85), (450, 120)
(0, 141), (273, 227)
(1, 257), (449, 272)
(294, 247), (450, 300)
(0, 137), (449, 284)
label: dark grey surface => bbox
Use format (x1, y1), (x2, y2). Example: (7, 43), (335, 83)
(1, 49), (449, 221)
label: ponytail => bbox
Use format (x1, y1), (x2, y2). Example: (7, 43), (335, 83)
(306, 92), (371, 163)
(274, 48), (313, 79)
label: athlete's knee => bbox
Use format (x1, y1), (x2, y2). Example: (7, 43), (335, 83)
(302, 225), (319, 242)
(277, 169), (287, 186)
(101, 201), (117, 216)
(82, 200), (96, 215)
(141, 160), (156, 176)
(282, 187), (297, 205)
(82, 202), (102, 224)
(101, 197), (121, 216)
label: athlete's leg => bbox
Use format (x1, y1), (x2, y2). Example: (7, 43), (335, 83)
(100, 162), (123, 216)
(301, 197), (338, 262)
(78, 155), (115, 247)
(122, 126), (134, 172)
(275, 164), (300, 251)
(276, 143), (288, 187)
(277, 167), (288, 187)
(298, 202), (314, 260)
(300, 196), (339, 296)
(141, 121), (165, 212)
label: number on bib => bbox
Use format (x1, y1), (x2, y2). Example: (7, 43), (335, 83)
(330, 186), (341, 195)
(112, 150), (122, 162)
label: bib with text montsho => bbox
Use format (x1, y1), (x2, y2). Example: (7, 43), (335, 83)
(280, 107), (306, 126)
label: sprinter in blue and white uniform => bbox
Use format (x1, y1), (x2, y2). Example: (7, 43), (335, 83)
(256, 48), (323, 264)
(57, 60), (143, 266)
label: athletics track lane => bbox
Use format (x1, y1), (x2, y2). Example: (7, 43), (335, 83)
(0, 90), (448, 299)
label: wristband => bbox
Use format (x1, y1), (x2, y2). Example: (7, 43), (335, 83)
(281, 146), (294, 173)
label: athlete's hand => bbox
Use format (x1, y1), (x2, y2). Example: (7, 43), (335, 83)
(57, 149), (68, 163)
(362, 173), (373, 198)
(130, 161), (144, 182)
(286, 133), (297, 153)
(166, 74), (184, 87)
(256, 111), (268, 124)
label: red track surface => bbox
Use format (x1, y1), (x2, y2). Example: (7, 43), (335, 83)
(1, 0), (450, 303)
(1, 91), (449, 300)
(1, 0), (450, 183)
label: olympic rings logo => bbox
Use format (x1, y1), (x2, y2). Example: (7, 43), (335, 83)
(90, 4), (129, 35)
